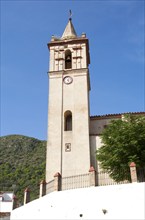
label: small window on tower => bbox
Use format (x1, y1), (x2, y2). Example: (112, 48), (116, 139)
(64, 111), (72, 131)
(65, 50), (72, 69)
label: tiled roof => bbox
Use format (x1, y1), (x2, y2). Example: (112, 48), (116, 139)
(90, 112), (145, 120)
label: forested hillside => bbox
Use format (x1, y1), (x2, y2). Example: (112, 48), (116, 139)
(0, 135), (46, 204)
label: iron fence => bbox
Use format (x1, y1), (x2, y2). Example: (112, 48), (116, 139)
(62, 173), (90, 190)
(97, 171), (129, 186)
(137, 167), (145, 182)
(46, 179), (55, 193)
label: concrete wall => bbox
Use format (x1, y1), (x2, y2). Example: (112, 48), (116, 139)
(90, 135), (102, 172)
(0, 193), (14, 213)
(90, 117), (115, 135)
(89, 117), (120, 173)
(62, 69), (90, 177)
(11, 183), (145, 220)
(0, 202), (13, 213)
(46, 73), (63, 182)
(46, 68), (91, 182)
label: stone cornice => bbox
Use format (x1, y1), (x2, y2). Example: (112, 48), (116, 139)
(48, 37), (89, 48)
(49, 68), (89, 78)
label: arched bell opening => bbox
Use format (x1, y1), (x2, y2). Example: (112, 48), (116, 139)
(65, 50), (72, 69)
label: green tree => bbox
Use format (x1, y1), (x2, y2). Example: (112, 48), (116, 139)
(96, 114), (145, 182)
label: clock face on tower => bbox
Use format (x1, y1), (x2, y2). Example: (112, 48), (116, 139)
(63, 76), (73, 84)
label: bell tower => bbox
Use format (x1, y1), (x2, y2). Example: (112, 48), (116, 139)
(46, 18), (91, 183)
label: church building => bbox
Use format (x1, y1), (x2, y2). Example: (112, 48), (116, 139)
(45, 17), (145, 188)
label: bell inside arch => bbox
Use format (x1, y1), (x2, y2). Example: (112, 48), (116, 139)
(65, 50), (72, 69)
(66, 55), (71, 61)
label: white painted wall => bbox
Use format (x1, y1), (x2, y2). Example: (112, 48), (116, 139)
(11, 183), (145, 220)
(0, 202), (13, 213)
(0, 193), (14, 213)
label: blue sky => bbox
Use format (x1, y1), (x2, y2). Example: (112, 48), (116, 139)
(1, 0), (144, 140)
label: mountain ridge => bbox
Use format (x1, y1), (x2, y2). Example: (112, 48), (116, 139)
(0, 134), (46, 204)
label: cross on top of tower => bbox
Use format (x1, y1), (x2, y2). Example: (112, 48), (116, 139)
(69, 9), (72, 20)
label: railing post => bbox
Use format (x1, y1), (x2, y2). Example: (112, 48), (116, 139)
(12, 195), (18, 209)
(89, 166), (96, 186)
(54, 172), (61, 191)
(39, 180), (46, 197)
(24, 187), (30, 205)
(129, 162), (137, 183)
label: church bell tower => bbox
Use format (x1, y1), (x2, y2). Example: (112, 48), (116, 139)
(46, 18), (91, 183)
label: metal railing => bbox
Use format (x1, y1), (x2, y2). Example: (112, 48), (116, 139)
(62, 173), (90, 190)
(46, 179), (55, 194)
(23, 164), (145, 205)
(97, 171), (129, 186)
(137, 167), (145, 182)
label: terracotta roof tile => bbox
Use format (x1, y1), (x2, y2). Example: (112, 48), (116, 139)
(90, 112), (145, 120)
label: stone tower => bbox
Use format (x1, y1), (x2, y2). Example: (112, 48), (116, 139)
(46, 18), (91, 183)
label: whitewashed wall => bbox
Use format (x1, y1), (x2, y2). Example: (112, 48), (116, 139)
(11, 183), (145, 220)
(0, 193), (14, 213)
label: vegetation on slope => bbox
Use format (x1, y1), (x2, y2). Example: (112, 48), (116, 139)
(0, 135), (46, 205)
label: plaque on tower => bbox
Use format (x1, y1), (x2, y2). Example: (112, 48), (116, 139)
(65, 143), (71, 152)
